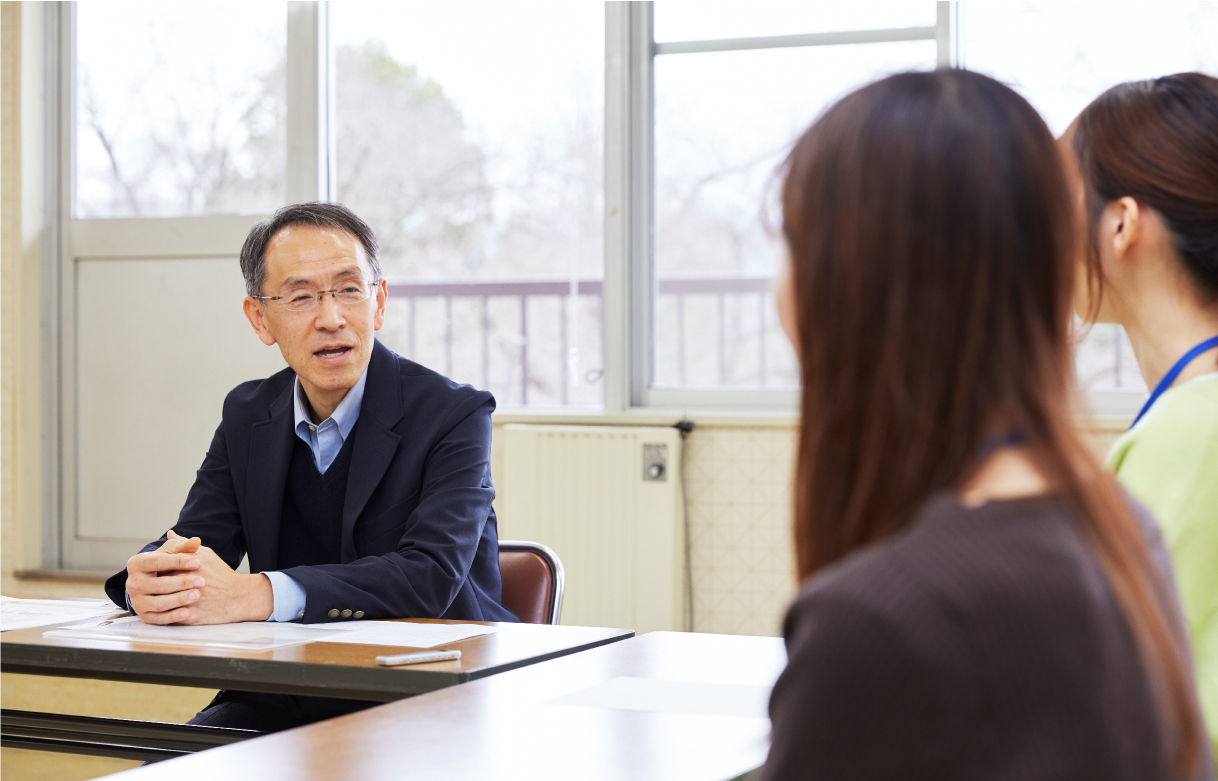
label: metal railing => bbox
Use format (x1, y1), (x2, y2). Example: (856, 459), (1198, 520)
(387, 278), (1146, 403)
(386, 276), (777, 402)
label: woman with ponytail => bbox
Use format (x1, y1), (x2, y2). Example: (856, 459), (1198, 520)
(759, 69), (1211, 780)
(1067, 72), (1218, 758)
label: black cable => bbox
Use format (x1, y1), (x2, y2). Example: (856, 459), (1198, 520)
(674, 420), (695, 632)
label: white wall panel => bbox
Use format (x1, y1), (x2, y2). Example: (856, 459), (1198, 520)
(68, 258), (286, 567)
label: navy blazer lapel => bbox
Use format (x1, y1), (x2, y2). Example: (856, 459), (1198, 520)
(342, 342), (403, 562)
(246, 381), (295, 571)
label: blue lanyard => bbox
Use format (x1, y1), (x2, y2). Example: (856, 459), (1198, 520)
(979, 430), (1026, 454)
(1128, 335), (1218, 430)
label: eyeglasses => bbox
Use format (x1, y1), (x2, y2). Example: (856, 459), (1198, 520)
(253, 278), (378, 312)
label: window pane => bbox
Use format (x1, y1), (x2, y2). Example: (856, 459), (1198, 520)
(653, 41), (938, 390)
(333, 2), (604, 408)
(1075, 323), (1146, 392)
(655, 1), (937, 43)
(75, 2), (286, 218)
(959, 1), (1218, 392)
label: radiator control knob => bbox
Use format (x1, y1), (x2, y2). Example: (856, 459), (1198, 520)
(643, 443), (669, 482)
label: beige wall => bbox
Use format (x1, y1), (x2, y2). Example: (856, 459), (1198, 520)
(2, 0), (26, 588)
(2, 0), (45, 596)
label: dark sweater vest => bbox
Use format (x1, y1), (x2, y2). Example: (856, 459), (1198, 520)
(277, 423), (359, 570)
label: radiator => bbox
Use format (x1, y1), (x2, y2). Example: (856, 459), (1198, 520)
(496, 424), (686, 634)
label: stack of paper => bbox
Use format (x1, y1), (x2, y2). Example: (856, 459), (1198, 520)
(39, 616), (499, 651)
(308, 620), (499, 649)
(44, 616), (348, 651)
(1, 596), (122, 632)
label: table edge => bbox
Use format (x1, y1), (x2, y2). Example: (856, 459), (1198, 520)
(0, 628), (635, 701)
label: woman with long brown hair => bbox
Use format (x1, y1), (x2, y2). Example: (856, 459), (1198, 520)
(1066, 72), (1218, 759)
(760, 69), (1211, 780)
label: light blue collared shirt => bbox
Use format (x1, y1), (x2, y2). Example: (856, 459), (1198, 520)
(291, 369), (368, 474)
(263, 368), (369, 622)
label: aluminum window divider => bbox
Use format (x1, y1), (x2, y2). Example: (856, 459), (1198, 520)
(936, 1), (955, 68)
(42, 2), (72, 568)
(286, 1), (335, 203)
(602, 2), (628, 412)
(653, 26), (939, 57)
(648, 387), (800, 412)
(57, 2), (77, 569)
(603, 1), (654, 412)
(69, 216), (268, 259)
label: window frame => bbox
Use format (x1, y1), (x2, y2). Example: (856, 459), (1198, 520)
(605, 1), (953, 411)
(604, 0), (1145, 418)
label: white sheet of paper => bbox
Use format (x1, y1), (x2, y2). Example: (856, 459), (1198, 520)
(44, 616), (348, 651)
(306, 620), (498, 649)
(549, 677), (772, 719)
(1, 597), (123, 632)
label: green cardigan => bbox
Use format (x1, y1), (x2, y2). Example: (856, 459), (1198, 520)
(1107, 373), (1218, 756)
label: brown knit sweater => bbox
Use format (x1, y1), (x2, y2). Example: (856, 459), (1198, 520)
(759, 492), (1215, 781)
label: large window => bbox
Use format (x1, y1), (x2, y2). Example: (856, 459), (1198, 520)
(38, 2), (1218, 571)
(614, 3), (945, 407)
(332, 2), (605, 407)
(652, 3), (940, 393)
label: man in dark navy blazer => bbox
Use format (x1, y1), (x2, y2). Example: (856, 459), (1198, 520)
(104, 202), (516, 730)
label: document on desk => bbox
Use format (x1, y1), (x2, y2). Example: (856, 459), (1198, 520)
(44, 616), (348, 651)
(307, 620), (499, 648)
(549, 677), (772, 720)
(1, 596), (123, 632)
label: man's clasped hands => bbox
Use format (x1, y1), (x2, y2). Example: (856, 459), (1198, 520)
(124, 530), (275, 625)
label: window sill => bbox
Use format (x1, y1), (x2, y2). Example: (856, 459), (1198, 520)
(491, 407), (799, 429)
(13, 569), (112, 584)
(494, 406), (1134, 432)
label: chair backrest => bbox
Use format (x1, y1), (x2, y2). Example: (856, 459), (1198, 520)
(498, 541), (565, 625)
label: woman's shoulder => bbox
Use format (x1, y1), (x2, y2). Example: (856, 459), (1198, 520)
(765, 493), (1161, 781)
(1107, 375), (1218, 523)
(1108, 375), (1218, 471)
(782, 491), (1134, 683)
(791, 493), (1101, 622)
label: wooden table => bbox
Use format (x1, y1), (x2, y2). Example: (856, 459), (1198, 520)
(1, 615), (632, 762)
(96, 631), (787, 781)
(2, 616), (630, 700)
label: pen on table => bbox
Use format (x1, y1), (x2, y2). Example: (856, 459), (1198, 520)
(376, 649), (461, 667)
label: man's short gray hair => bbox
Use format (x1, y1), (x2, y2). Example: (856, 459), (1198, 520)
(240, 202), (383, 297)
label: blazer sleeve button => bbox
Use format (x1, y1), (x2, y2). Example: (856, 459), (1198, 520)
(341, 609), (353, 618)
(353, 611), (365, 619)
(327, 609), (340, 618)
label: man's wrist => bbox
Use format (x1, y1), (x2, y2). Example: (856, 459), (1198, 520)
(245, 573), (275, 622)
(262, 571), (307, 621)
